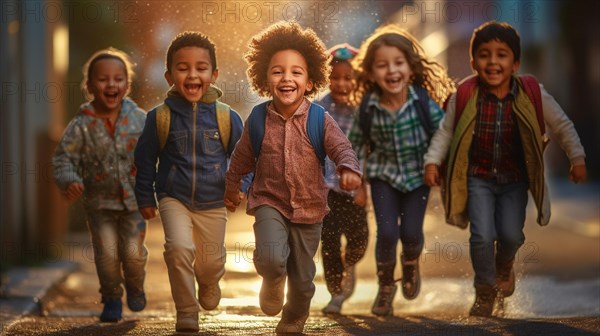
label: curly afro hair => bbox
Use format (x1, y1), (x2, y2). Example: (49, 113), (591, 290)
(244, 21), (330, 98)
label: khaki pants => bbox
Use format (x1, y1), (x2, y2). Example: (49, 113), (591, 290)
(158, 197), (227, 313)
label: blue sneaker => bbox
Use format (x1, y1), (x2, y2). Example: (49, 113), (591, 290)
(100, 298), (122, 322)
(127, 291), (146, 312)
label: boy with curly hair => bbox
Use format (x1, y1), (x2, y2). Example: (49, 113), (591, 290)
(224, 21), (362, 333)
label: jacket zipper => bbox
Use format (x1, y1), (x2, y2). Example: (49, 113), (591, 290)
(191, 102), (198, 208)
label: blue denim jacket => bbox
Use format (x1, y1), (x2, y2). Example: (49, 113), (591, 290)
(134, 87), (244, 210)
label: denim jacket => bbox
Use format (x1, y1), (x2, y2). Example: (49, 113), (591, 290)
(53, 98), (146, 211)
(134, 87), (244, 210)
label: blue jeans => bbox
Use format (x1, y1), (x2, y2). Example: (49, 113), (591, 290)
(467, 177), (528, 285)
(370, 179), (429, 285)
(86, 209), (148, 301)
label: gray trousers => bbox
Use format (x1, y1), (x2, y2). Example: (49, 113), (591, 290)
(253, 206), (322, 317)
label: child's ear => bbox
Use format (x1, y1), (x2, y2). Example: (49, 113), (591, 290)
(306, 80), (314, 93)
(164, 71), (174, 86)
(211, 69), (219, 83)
(512, 60), (521, 74)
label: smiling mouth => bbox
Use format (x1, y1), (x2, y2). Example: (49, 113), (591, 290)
(278, 87), (296, 93)
(385, 78), (402, 85)
(104, 92), (119, 102)
(184, 84), (202, 94)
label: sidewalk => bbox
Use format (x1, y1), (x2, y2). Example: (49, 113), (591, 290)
(1, 183), (598, 335)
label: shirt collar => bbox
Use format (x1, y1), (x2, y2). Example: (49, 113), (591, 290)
(266, 97), (311, 119)
(367, 85), (417, 110)
(480, 77), (518, 101)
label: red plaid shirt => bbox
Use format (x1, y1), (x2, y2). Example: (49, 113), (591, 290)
(469, 79), (526, 183)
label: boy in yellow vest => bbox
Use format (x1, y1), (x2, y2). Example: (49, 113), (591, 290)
(424, 21), (587, 317)
(134, 31), (244, 332)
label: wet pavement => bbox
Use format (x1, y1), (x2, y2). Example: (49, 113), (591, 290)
(1, 182), (599, 335)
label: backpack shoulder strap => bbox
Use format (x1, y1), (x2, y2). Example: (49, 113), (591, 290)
(359, 92), (375, 152)
(307, 103), (326, 168)
(155, 103), (171, 152)
(215, 101), (231, 152)
(247, 101), (270, 160)
(518, 74), (545, 134)
(453, 74), (479, 129)
(413, 85), (435, 137)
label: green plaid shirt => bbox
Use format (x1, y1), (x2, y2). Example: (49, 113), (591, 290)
(348, 85), (444, 192)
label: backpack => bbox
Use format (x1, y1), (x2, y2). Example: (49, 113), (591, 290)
(246, 101), (326, 173)
(445, 74), (545, 134)
(359, 85), (436, 153)
(155, 101), (232, 152)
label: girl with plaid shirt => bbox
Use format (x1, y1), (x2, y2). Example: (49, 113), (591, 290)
(347, 25), (455, 316)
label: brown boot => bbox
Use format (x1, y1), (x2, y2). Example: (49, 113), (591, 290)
(496, 258), (515, 297)
(469, 283), (498, 317)
(400, 254), (420, 300)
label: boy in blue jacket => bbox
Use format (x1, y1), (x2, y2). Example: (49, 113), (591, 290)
(134, 31), (244, 332)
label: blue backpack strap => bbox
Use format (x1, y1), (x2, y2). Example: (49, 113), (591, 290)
(307, 102), (326, 173)
(413, 85), (435, 138)
(247, 101), (270, 160)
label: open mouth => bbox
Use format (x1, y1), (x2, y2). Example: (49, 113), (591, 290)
(385, 78), (402, 85)
(184, 83), (202, 95)
(104, 92), (119, 103)
(278, 86), (296, 96)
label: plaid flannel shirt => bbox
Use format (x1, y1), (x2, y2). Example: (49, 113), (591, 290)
(348, 85), (444, 192)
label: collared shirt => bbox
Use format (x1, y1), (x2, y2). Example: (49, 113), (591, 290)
(469, 78), (526, 183)
(315, 93), (357, 193)
(53, 98), (146, 211)
(226, 98), (361, 224)
(348, 85), (444, 192)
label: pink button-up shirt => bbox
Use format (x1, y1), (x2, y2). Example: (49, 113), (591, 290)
(226, 98), (361, 224)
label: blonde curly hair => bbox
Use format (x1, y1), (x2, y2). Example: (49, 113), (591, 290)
(351, 24), (455, 106)
(245, 21), (330, 98)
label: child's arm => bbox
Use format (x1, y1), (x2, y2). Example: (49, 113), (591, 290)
(323, 114), (362, 190)
(134, 109), (161, 218)
(423, 93), (457, 186)
(540, 85), (587, 183)
(225, 123), (256, 212)
(52, 120), (85, 201)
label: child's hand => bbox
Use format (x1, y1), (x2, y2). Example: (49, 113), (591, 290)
(139, 207), (157, 220)
(224, 187), (242, 212)
(570, 164), (587, 184)
(64, 182), (84, 201)
(340, 169), (361, 191)
(424, 164), (440, 187)
(353, 183), (368, 207)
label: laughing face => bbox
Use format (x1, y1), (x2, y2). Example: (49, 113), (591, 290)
(87, 58), (128, 115)
(369, 45), (414, 99)
(165, 46), (218, 104)
(471, 39), (520, 97)
(267, 49), (313, 116)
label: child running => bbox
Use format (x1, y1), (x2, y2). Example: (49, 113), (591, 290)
(316, 43), (370, 315)
(347, 24), (455, 316)
(224, 22), (362, 333)
(134, 32), (244, 332)
(424, 21), (587, 317)
(53, 48), (148, 322)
